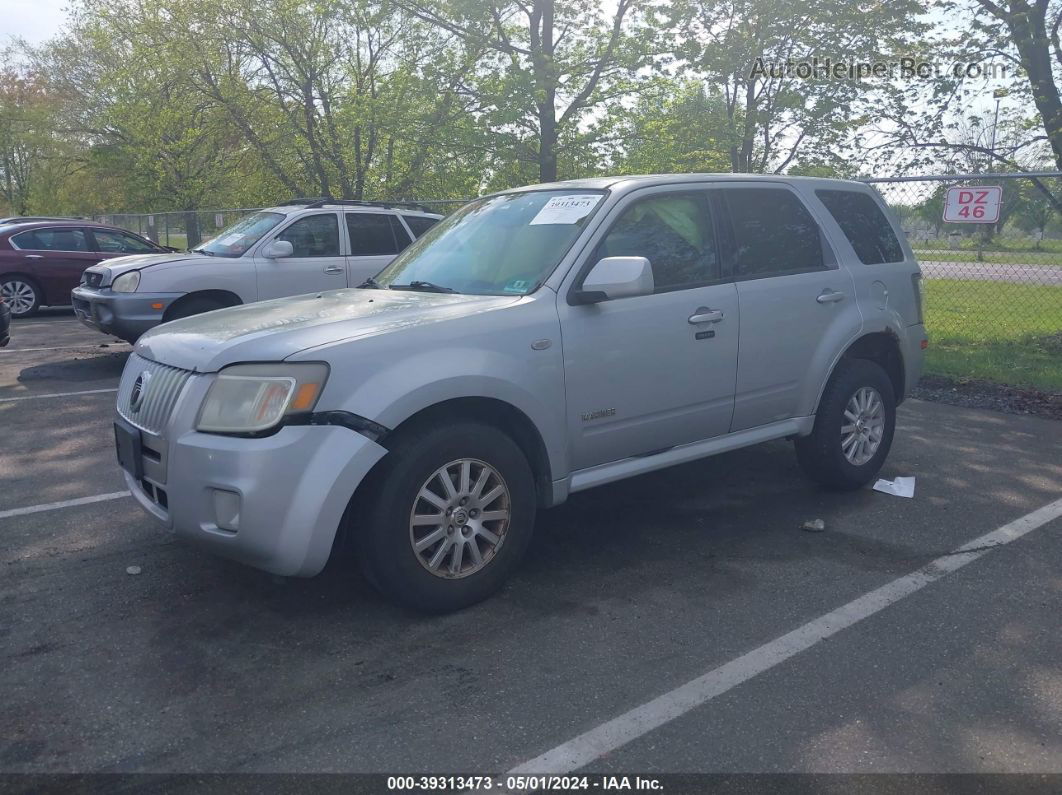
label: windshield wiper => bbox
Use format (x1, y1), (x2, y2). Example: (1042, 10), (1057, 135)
(358, 276), (382, 289)
(389, 280), (457, 294)
(190, 247), (215, 256)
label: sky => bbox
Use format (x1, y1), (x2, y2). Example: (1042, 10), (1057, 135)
(2, 0), (69, 45)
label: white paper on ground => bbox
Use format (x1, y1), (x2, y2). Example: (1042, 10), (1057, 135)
(529, 194), (602, 225)
(872, 476), (916, 498)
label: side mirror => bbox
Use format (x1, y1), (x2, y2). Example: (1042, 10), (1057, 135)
(262, 239), (294, 259)
(571, 256), (654, 304)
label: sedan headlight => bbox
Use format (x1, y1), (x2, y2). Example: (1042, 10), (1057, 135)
(111, 271), (141, 292)
(197, 363), (329, 433)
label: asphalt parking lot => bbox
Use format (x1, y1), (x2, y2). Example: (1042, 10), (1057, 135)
(1, 310), (1061, 778)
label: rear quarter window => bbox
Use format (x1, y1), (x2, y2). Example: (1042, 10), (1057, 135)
(402, 215), (440, 238)
(816, 189), (904, 264)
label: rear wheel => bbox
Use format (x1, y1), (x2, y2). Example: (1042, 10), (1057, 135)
(795, 359), (896, 490)
(357, 421), (536, 612)
(1, 277), (41, 317)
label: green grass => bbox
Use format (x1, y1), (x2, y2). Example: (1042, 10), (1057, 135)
(922, 279), (1062, 391)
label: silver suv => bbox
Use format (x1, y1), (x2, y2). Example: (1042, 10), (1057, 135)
(113, 175), (926, 612)
(72, 199), (442, 341)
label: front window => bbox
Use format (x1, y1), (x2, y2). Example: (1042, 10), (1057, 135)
(374, 190), (606, 295)
(196, 212), (285, 258)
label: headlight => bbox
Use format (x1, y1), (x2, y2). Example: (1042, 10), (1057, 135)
(111, 271), (140, 292)
(197, 362), (329, 433)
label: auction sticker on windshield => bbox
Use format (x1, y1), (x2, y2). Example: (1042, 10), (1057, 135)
(529, 194), (602, 225)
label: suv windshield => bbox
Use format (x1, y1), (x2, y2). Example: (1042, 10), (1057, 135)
(197, 211), (284, 258)
(374, 190), (606, 295)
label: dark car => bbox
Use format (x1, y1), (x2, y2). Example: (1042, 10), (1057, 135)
(0, 296), (10, 347)
(0, 219), (172, 317)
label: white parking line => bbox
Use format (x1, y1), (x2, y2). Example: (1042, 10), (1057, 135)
(507, 495), (1062, 775)
(0, 343), (129, 353)
(0, 387), (118, 403)
(0, 491), (131, 521)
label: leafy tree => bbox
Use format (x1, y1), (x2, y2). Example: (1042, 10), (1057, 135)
(664, 0), (926, 173)
(396, 0), (652, 183)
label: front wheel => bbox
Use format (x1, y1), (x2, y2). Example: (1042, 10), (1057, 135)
(357, 422), (536, 612)
(795, 359), (896, 490)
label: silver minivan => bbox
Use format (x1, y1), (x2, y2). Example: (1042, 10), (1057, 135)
(114, 175), (926, 611)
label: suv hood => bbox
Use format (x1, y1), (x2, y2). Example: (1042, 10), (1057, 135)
(90, 253), (215, 282)
(135, 288), (521, 372)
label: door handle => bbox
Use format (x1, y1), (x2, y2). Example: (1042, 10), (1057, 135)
(688, 308), (724, 324)
(816, 289), (846, 304)
(24, 254), (44, 260)
(324, 266), (344, 274)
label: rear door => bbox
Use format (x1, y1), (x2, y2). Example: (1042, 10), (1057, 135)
(254, 212), (347, 299)
(344, 212), (408, 285)
(814, 187), (922, 327)
(9, 227), (103, 305)
(719, 184), (861, 431)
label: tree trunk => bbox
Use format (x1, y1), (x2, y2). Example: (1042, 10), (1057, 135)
(995, 1), (1062, 171)
(184, 210), (201, 249)
(539, 111), (558, 182)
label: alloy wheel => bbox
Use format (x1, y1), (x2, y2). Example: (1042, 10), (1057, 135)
(409, 458), (511, 579)
(841, 386), (885, 466)
(1, 280), (36, 316)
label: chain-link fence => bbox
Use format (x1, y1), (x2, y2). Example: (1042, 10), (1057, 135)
(88, 180), (1061, 391)
(866, 173), (1061, 392)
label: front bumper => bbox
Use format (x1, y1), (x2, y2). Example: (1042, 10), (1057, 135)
(120, 367), (388, 576)
(72, 286), (183, 342)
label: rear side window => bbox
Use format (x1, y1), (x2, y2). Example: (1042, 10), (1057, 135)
(347, 213), (400, 256)
(723, 188), (824, 278)
(390, 216), (412, 249)
(816, 190), (904, 264)
(12, 228), (90, 252)
(402, 215), (440, 238)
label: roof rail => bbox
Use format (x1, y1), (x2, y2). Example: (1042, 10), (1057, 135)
(277, 197), (435, 213)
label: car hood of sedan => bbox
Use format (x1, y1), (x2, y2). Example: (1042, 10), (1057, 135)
(134, 288), (522, 372)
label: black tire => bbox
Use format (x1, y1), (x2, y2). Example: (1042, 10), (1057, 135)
(357, 421), (536, 613)
(0, 276), (42, 317)
(164, 296), (226, 322)
(795, 358), (896, 490)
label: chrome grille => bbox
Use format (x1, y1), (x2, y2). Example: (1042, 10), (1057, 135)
(117, 354), (193, 434)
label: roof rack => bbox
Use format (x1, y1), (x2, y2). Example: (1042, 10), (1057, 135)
(277, 197), (435, 213)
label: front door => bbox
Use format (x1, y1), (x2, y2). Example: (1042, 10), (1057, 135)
(255, 212), (347, 299)
(559, 190), (740, 471)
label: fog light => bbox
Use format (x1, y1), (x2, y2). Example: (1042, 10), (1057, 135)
(212, 488), (241, 532)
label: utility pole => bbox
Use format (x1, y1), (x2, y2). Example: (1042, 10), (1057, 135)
(989, 87), (1009, 155)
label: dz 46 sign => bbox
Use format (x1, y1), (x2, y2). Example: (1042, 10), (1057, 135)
(943, 185), (1002, 223)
